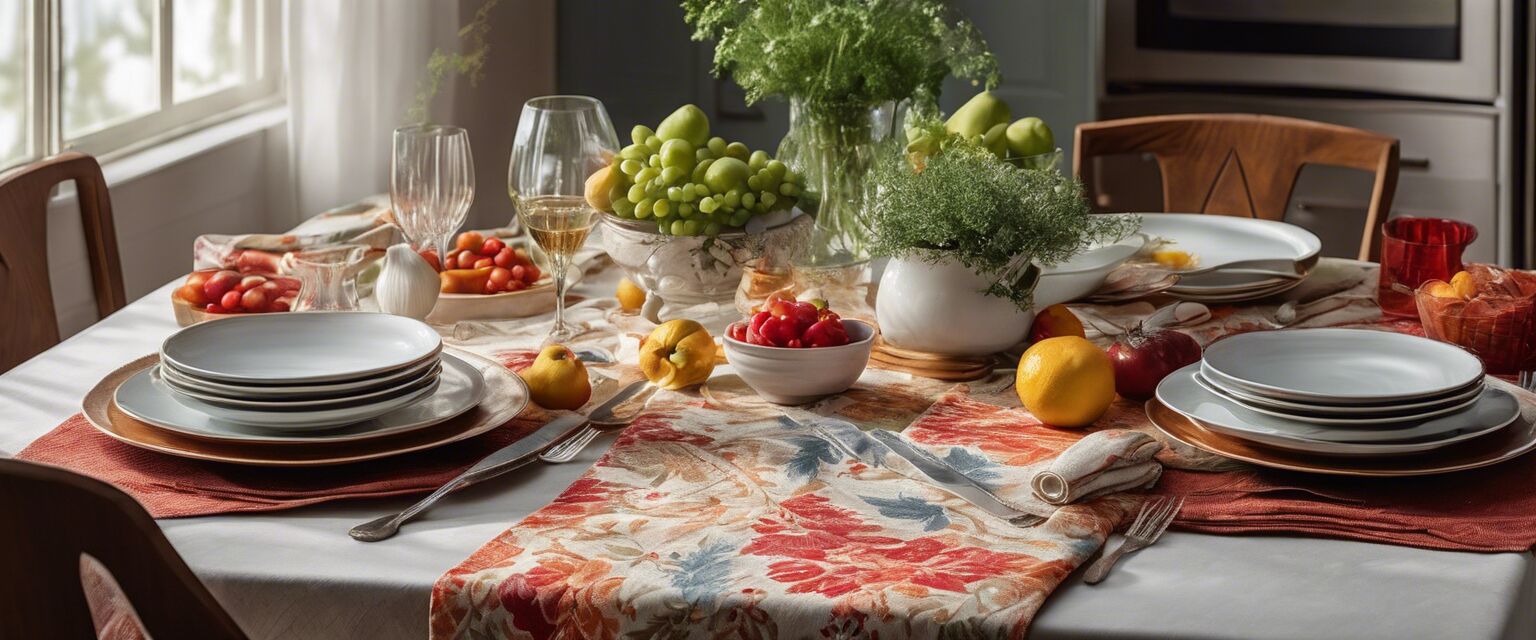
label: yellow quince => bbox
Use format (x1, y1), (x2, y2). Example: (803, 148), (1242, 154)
(639, 319), (716, 390)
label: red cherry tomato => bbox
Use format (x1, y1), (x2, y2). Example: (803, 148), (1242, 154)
(727, 322), (748, 342)
(204, 303), (223, 313)
(472, 257), (494, 270)
(269, 298), (290, 312)
(184, 271), (213, 289)
(481, 237), (506, 256)
(524, 265), (541, 282)
(442, 254), (458, 270)
(203, 270), (241, 301)
(456, 250), (479, 268)
(417, 249), (441, 272)
(804, 318), (850, 348)
(493, 247), (515, 268)
(219, 290), (242, 311)
(177, 283), (209, 306)
(509, 265), (526, 283)
(455, 231), (484, 252)
(241, 288), (268, 312)
(238, 275), (267, 292)
(488, 267), (513, 289)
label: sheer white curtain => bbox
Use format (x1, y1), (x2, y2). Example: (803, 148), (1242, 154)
(284, 1), (458, 219)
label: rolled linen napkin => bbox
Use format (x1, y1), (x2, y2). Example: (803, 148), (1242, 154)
(1030, 430), (1163, 505)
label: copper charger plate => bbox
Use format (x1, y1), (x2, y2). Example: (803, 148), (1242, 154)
(1146, 398), (1536, 477)
(82, 349), (529, 466)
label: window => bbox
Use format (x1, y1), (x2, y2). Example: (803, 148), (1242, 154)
(1, 0), (281, 170)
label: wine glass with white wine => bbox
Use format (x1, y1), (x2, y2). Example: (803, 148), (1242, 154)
(508, 96), (619, 343)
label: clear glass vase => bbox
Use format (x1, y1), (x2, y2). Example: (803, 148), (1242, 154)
(776, 99), (905, 267)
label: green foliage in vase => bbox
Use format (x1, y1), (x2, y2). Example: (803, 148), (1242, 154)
(407, 0), (501, 124)
(870, 125), (1140, 310)
(680, 0), (999, 128)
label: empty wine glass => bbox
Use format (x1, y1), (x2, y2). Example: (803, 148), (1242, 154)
(391, 125), (475, 263)
(508, 96), (619, 342)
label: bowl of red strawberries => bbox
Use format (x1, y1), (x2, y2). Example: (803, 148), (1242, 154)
(722, 294), (874, 405)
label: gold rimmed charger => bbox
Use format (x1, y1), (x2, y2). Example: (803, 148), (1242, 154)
(1146, 398), (1536, 477)
(82, 350), (529, 466)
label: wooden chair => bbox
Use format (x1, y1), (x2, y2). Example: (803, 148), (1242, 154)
(1074, 114), (1400, 261)
(0, 152), (127, 372)
(0, 459), (247, 639)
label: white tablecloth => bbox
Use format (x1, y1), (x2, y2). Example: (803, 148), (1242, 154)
(2, 280), (1533, 639)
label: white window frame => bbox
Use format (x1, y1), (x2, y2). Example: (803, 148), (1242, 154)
(15, 0), (282, 168)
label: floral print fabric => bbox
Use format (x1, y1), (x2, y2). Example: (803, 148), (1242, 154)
(429, 386), (1139, 639)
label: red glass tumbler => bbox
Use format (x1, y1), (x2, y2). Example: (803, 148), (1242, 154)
(1378, 217), (1478, 317)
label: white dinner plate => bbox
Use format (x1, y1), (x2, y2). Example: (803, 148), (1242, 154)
(1157, 364), (1518, 454)
(154, 362), (441, 409)
(114, 352), (487, 442)
(1196, 370), (1484, 415)
(1201, 328), (1484, 403)
(1168, 279), (1304, 303)
(1134, 213), (1321, 292)
(157, 353), (441, 399)
(1033, 233), (1148, 304)
(160, 312), (443, 384)
(1193, 372), (1482, 425)
(158, 375), (438, 430)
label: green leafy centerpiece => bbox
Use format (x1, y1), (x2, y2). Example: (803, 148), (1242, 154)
(870, 114), (1138, 355)
(681, 0), (999, 266)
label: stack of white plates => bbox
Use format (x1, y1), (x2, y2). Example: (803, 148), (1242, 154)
(1156, 328), (1522, 458)
(118, 313), (485, 433)
(1135, 214), (1322, 303)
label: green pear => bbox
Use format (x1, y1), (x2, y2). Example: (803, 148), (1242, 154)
(945, 91), (1012, 140)
(656, 104), (711, 147)
(982, 123), (1010, 158)
(1005, 117), (1055, 159)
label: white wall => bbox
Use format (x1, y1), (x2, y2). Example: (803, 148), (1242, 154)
(47, 122), (290, 337)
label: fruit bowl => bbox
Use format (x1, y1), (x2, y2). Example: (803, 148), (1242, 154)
(721, 319), (874, 405)
(600, 211), (811, 321)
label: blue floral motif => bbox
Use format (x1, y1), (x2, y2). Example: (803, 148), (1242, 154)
(942, 447), (1001, 488)
(861, 495), (951, 531)
(787, 435), (840, 481)
(670, 541), (737, 604)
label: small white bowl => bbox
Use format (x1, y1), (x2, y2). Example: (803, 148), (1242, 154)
(722, 319), (875, 405)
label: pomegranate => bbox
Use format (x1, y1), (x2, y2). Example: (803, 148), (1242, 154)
(1108, 325), (1202, 401)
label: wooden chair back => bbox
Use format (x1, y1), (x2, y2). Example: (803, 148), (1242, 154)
(1074, 114), (1400, 260)
(0, 459), (247, 639)
(0, 152), (127, 371)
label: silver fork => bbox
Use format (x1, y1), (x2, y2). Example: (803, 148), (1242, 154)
(537, 426), (602, 463)
(1083, 496), (1184, 584)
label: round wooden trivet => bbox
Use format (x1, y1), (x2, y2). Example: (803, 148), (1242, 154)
(869, 338), (995, 381)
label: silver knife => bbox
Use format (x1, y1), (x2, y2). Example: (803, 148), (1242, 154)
(349, 380), (649, 542)
(868, 429), (1044, 526)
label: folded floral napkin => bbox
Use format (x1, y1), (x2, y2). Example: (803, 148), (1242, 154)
(192, 195), (398, 275)
(811, 417), (1161, 518)
(15, 412), (545, 518)
(1030, 430), (1162, 505)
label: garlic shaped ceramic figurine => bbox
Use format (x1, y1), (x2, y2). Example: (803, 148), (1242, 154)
(375, 243), (440, 320)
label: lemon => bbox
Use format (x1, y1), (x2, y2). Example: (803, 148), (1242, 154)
(1016, 336), (1116, 427)
(1152, 249), (1195, 270)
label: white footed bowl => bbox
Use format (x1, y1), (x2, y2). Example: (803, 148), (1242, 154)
(722, 320), (874, 405)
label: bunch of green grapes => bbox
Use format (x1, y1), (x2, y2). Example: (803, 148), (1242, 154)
(604, 105), (805, 237)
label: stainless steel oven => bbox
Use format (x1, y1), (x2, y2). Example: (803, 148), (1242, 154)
(1105, 0), (1500, 101)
